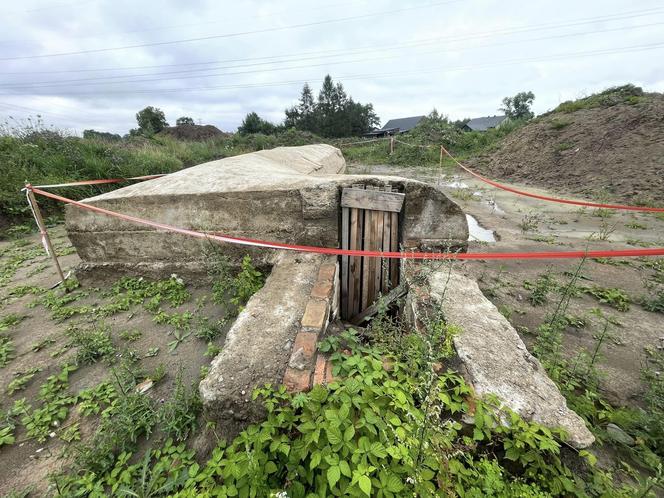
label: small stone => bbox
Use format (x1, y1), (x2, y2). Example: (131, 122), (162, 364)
(36, 448), (44, 453)
(49, 432), (56, 438)
(283, 340), (292, 351)
(606, 423), (635, 446)
(241, 390), (246, 395)
(288, 348), (309, 370)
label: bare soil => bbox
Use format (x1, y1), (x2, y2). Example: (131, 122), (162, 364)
(469, 94), (664, 205)
(0, 228), (230, 496)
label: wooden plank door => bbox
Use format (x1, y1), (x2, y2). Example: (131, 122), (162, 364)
(340, 184), (404, 320)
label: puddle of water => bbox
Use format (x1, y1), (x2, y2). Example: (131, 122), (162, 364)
(441, 180), (470, 189)
(466, 214), (496, 242)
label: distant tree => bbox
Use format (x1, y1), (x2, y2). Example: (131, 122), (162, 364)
(500, 91), (535, 120)
(237, 112), (277, 135)
(285, 75), (378, 137)
(136, 106), (168, 135)
(83, 129), (121, 141)
(175, 116), (195, 126)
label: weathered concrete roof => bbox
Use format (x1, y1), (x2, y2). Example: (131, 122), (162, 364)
(66, 144), (468, 270)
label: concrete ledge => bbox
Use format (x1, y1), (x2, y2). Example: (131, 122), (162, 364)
(405, 265), (595, 449)
(199, 252), (325, 441)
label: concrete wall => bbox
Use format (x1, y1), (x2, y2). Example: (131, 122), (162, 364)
(66, 145), (468, 270)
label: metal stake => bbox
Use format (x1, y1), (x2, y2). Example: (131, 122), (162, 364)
(25, 185), (67, 287)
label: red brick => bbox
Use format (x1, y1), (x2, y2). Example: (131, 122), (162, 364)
(325, 358), (335, 383)
(310, 279), (333, 300)
(317, 262), (337, 282)
(283, 367), (311, 392)
(290, 331), (318, 367)
(312, 355), (327, 385)
(301, 299), (328, 332)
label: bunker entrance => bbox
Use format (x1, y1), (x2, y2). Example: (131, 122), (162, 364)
(339, 184), (404, 321)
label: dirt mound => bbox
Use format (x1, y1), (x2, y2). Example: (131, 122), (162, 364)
(472, 89), (664, 204)
(159, 124), (227, 141)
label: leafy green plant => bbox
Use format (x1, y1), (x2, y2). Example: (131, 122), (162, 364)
(524, 270), (557, 306)
(66, 324), (116, 364)
(0, 333), (15, 367)
(119, 329), (143, 342)
(230, 255), (264, 308)
(0, 313), (25, 331)
(584, 286), (630, 312)
(6, 367), (42, 394)
(158, 369), (201, 441)
(18, 364), (77, 441)
(641, 290), (664, 313)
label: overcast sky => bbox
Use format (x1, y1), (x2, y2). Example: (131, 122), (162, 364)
(1, 0), (663, 135)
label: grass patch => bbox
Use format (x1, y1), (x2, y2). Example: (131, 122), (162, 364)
(553, 84), (645, 113)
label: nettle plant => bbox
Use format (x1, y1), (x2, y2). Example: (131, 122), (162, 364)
(55, 325), (628, 498)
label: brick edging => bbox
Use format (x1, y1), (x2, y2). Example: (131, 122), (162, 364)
(283, 257), (338, 392)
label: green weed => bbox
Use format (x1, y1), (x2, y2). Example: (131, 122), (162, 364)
(66, 324), (116, 364)
(584, 286), (630, 312)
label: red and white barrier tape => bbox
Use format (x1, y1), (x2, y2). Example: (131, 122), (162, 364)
(31, 174), (167, 189)
(26, 185), (664, 260)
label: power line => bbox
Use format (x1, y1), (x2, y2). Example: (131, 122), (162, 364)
(0, 0), (370, 44)
(0, 0), (461, 61)
(4, 40), (662, 98)
(4, 5), (663, 74)
(3, 19), (664, 91)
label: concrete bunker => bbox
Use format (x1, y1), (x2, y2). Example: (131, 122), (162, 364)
(65, 144), (593, 448)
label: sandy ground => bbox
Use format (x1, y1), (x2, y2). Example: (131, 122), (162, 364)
(350, 163), (664, 407)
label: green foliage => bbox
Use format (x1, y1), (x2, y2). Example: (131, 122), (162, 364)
(501, 91), (535, 120)
(56, 325), (629, 497)
(237, 111), (278, 135)
(135, 106), (169, 136)
(67, 324), (116, 364)
(99, 275), (191, 316)
(584, 286), (630, 312)
(208, 253), (264, 315)
(0, 312), (25, 331)
(554, 84), (644, 113)
(0, 333), (15, 367)
(119, 329), (143, 342)
(82, 129), (121, 141)
(641, 289), (664, 313)
(524, 270), (557, 306)
(6, 367), (42, 394)
(77, 381), (118, 416)
(158, 369), (202, 441)
(285, 76), (379, 137)
(231, 255), (264, 308)
(176, 116), (195, 126)
(17, 364), (77, 441)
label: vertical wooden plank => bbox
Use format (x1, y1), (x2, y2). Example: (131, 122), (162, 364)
(361, 209), (372, 311)
(340, 206), (350, 319)
(348, 208), (358, 318)
(390, 211), (399, 288)
(373, 207), (383, 297)
(382, 210), (391, 292)
(352, 207), (364, 316)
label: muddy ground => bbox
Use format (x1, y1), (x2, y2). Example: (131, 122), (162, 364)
(352, 163), (664, 407)
(0, 228), (230, 495)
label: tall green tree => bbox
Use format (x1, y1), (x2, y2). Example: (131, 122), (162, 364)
(500, 91), (535, 120)
(136, 106), (169, 135)
(237, 112), (276, 135)
(176, 116), (195, 126)
(284, 75), (378, 137)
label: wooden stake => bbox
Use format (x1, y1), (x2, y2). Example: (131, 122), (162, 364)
(25, 187), (67, 287)
(389, 136), (395, 155)
(439, 145), (443, 168)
